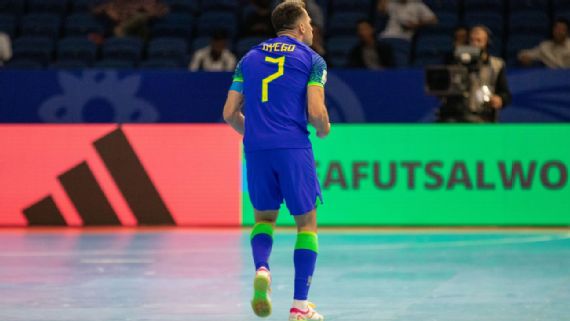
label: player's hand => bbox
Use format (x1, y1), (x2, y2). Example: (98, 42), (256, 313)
(317, 123), (331, 138)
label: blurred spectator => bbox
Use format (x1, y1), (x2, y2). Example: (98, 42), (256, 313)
(518, 18), (570, 68)
(444, 25), (469, 64)
(190, 31), (236, 72)
(377, 0), (437, 41)
(310, 23), (327, 60)
(303, 0), (325, 30)
(242, 0), (274, 37)
(438, 26), (511, 123)
(0, 32), (12, 67)
(93, 0), (169, 41)
(348, 20), (394, 69)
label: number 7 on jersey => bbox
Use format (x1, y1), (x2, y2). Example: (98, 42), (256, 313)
(261, 56), (285, 103)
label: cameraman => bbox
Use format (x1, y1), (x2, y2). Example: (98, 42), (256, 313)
(438, 25), (511, 123)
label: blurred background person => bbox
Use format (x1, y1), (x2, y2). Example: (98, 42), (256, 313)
(92, 0), (169, 42)
(348, 20), (394, 69)
(437, 25), (511, 123)
(242, 0), (274, 37)
(303, 0), (325, 31)
(0, 32), (12, 67)
(377, 0), (438, 42)
(444, 25), (469, 64)
(190, 30), (236, 72)
(518, 18), (570, 68)
(310, 23), (327, 61)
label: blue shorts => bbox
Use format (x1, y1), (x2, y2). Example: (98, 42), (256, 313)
(245, 148), (323, 215)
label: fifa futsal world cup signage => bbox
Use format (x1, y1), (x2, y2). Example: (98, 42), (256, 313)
(242, 125), (570, 226)
(0, 124), (568, 227)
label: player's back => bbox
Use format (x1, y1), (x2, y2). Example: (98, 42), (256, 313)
(236, 35), (326, 152)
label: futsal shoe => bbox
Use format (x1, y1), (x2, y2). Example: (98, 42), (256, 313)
(251, 267), (272, 317)
(288, 302), (324, 321)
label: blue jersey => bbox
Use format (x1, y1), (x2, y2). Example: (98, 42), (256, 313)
(229, 35), (327, 152)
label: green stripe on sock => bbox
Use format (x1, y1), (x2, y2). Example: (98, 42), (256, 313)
(295, 231), (318, 253)
(250, 222), (274, 240)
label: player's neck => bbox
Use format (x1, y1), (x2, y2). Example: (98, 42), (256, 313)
(278, 32), (302, 42)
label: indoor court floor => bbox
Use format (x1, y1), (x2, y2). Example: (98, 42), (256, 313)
(1, 228), (569, 321)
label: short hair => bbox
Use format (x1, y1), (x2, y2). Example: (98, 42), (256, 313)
(470, 24), (493, 47)
(470, 25), (492, 38)
(211, 29), (228, 41)
(554, 17), (569, 29)
(271, 1), (306, 33)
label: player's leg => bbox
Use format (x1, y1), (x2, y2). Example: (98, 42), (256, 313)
(252, 210), (278, 271)
(246, 150), (282, 317)
(289, 210), (323, 321)
(275, 149), (324, 320)
(250, 209), (278, 318)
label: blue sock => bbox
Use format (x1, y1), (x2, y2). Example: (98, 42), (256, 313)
(293, 232), (318, 300)
(251, 222), (274, 271)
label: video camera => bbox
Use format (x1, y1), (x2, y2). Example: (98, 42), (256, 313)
(424, 46), (483, 96)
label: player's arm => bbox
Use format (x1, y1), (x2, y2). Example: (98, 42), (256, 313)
(223, 90), (245, 135)
(223, 58), (246, 135)
(307, 55), (330, 138)
(307, 86), (330, 138)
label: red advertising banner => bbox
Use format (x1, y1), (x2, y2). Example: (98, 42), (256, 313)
(0, 125), (241, 227)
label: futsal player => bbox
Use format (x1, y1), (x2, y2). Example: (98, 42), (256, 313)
(222, 1), (330, 320)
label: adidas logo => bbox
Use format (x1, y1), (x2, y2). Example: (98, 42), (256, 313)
(23, 127), (175, 226)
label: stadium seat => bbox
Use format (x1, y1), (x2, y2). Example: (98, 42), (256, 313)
(147, 37), (188, 65)
(0, 14), (16, 37)
(0, 0), (25, 16)
(330, 0), (371, 13)
(553, 0), (570, 12)
(201, 0), (238, 12)
(556, 11), (570, 22)
(465, 12), (504, 36)
(378, 37), (411, 68)
(64, 13), (105, 36)
(95, 59), (135, 69)
(424, 0), (460, 14)
(328, 12), (369, 35)
(464, 0), (504, 13)
(20, 13), (62, 39)
(102, 37), (143, 63)
(72, 0), (104, 12)
(236, 37), (264, 58)
(5, 58), (44, 69)
(27, 0), (69, 14)
(414, 34), (452, 66)
(373, 12), (389, 33)
(12, 37), (55, 66)
(50, 59), (90, 69)
(140, 58), (182, 69)
(509, 0), (549, 12)
(327, 36), (359, 68)
(57, 37), (98, 64)
(509, 12), (550, 37)
(190, 36), (211, 53)
(506, 34), (544, 66)
(152, 13), (194, 38)
(421, 12), (458, 34)
(163, 0), (199, 15)
(197, 12), (237, 37)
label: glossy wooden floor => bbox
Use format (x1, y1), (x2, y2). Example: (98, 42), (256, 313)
(1, 228), (569, 321)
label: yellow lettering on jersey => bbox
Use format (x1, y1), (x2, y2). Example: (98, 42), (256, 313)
(262, 42), (296, 53)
